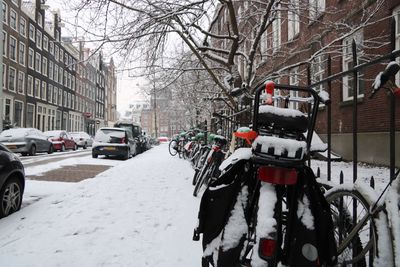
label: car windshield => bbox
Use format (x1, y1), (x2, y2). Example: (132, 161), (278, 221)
(0, 128), (29, 138)
(95, 129), (125, 142)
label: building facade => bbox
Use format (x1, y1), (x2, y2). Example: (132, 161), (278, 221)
(213, 0), (400, 166)
(1, 0), (117, 135)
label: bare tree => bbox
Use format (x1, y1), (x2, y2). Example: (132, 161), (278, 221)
(66, 0), (389, 112)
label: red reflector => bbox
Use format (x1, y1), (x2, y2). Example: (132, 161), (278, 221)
(259, 238), (277, 258)
(257, 166), (297, 185)
(212, 146), (221, 152)
(121, 137), (126, 144)
(394, 88), (400, 97)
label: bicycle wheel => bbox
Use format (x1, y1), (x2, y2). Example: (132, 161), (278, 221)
(168, 140), (178, 156)
(325, 188), (376, 266)
(194, 159), (217, 197)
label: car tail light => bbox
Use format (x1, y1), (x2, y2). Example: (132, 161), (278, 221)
(257, 166), (297, 185)
(259, 238), (277, 259)
(121, 137), (127, 144)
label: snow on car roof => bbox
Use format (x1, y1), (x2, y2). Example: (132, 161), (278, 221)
(0, 127), (33, 137)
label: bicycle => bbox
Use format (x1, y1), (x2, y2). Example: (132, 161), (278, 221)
(194, 81), (336, 267)
(323, 61), (400, 266)
(193, 134), (228, 197)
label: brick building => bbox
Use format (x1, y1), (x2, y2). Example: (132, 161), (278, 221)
(213, 0), (400, 166)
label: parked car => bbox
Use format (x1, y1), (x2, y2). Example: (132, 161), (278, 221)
(69, 132), (93, 149)
(158, 136), (169, 143)
(0, 128), (54, 156)
(44, 130), (77, 152)
(113, 120), (146, 154)
(92, 127), (138, 160)
(0, 143), (25, 218)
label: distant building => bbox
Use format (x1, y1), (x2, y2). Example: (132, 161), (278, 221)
(1, 0), (117, 135)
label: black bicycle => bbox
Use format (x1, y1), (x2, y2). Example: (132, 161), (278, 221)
(194, 81), (337, 267)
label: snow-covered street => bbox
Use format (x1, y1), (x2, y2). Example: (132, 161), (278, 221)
(0, 144), (202, 267)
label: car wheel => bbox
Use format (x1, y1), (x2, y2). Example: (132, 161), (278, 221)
(61, 144), (65, 152)
(29, 145), (36, 156)
(92, 153), (98, 158)
(21, 152), (27, 156)
(48, 145), (54, 154)
(0, 177), (23, 218)
(83, 143), (87, 149)
(124, 149), (130, 160)
(73, 144), (77, 151)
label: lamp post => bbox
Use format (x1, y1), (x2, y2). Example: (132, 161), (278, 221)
(153, 80), (158, 138)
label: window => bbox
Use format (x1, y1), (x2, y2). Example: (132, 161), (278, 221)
(29, 23), (35, 41)
(2, 2), (7, 24)
(17, 71), (24, 94)
(8, 67), (16, 92)
(289, 67), (300, 110)
(64, 91), (67, 107)
(42, 57), (47, 76)
(4, 98), (11, 122)
(49, 60), (53, 80)
(55, 45), (59, 61)
(54, 64), (59, 83)
(37, 12), (42, 27)
(11, 0), (18, 6)
(34, 78), (40, 98)
(43, 35), (48, 51)
(9, 8), (17, 30)
(28, 47), (34, 69)
(2, 31), (6, 57)
(8, 35), (17, 61)
(36, 30), (42, 49)
(342, 30), (364, 101)
(18, 41), (25, 65)
(309, 0), (325, 20)
(48, 84), (53, 103)
(288, 0), (300, 41)
(2, 64), (5, 89)
(49, 40), (54, 55)
(272, 5), (281, 52)
(14, 101), (23, 127)
(41, 81), (46, 100)
(19, 17), (26, 36)
(27, 75), (33, 96)
(58, 88), (62, 105)
(53, 86), (58, 105)
(26, 103), (35, 128)
(311, 54), (325, 95)
(59, 67), (63, 84)
(35, 52), (41, 73)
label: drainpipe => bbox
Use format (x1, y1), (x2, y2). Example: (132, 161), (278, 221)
(0, 7), (3, 131)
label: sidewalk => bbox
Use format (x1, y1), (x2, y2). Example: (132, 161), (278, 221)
(0, 144), (202, 267)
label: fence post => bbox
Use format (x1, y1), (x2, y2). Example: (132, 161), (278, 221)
(307, 65), (312, 167)
(369, 175), (375, 266)
(327, 55), (332, 182)
(352, 39), (358, 184)
(316, 167), (320, 178)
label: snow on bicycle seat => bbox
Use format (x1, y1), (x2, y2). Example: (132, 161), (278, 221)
(213, 135), (228, 146)
(257, 105), (308, 133)
(252, 135), (307, 160)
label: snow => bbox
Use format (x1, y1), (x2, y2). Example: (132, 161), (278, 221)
(372, 71), (383, 90)
(0, 140), (398, 266)
(219, 147), (252, 171)
(297, 195), (314, 230)
(259, 104), (305, 118)
(252, 135), (307, 158)
(0, 144), (202, 267)
(318, 90), (330, 103)
(251, 182), (277, 267)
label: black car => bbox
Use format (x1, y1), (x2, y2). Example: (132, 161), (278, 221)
(113, 120), (147, 154)
(0, 143), (25, 218)
(92, 127), (138, 160)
